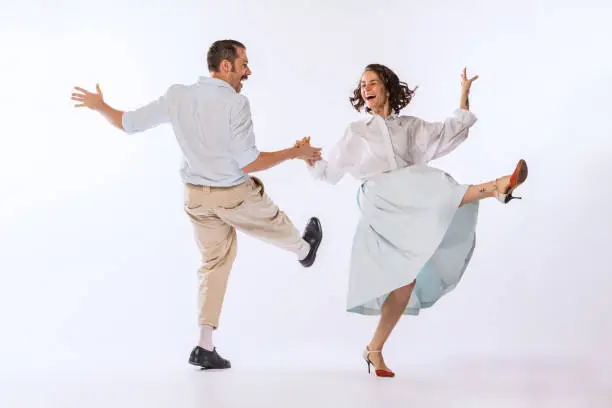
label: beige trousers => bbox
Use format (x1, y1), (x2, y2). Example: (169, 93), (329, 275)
(184, 176), (309, 329)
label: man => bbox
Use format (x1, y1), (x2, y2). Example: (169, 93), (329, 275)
(71, 39), (323, 370)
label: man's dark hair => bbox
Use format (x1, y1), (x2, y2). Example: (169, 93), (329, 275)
(349, 64), (417, 115)
(207, 40), (246, 72)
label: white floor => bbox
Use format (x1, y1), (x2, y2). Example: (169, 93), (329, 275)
(2, 359), (610, 408)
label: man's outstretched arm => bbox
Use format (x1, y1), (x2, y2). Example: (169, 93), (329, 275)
(72, 83), (169, 133)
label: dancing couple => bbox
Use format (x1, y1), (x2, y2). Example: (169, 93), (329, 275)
(71, 39), (528, 377)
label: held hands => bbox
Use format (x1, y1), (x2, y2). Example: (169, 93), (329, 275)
(294, 136), (321, 167)
(72, 84), (105, 110)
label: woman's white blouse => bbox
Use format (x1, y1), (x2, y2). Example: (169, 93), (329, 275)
(309, 109), (477, 184)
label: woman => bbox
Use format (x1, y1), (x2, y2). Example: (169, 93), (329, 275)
(298, 64), (527, 377)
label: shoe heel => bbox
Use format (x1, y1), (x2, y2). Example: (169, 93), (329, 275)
(504, 194), (522, 203)
(362, 347), (373, 374)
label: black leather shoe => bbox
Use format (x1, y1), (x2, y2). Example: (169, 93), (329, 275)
(299, 217), (322, 267)
(188, 346), (231, 370)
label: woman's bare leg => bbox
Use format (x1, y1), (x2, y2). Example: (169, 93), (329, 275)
(460, 159), (528, 207)
(367, 281), (416, 372)
(460, 175), (511, 207)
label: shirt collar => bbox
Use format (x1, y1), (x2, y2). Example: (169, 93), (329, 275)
(365, 112), (399, 126)
(198, 76), (235, 91)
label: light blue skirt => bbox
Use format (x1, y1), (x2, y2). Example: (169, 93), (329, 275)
(347, 165), (479, 316)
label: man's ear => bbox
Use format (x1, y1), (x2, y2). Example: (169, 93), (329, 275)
(220, 59), (231, 73)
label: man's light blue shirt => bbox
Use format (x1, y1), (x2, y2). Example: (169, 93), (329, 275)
(122, 76), (260, 187)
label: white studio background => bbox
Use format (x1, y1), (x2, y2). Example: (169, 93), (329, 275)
(1, 0), (612, 402)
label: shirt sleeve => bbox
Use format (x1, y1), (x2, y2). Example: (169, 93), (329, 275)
(410, 108), (477, 162)
(122, 92), (171, 134)
(309, 124), (362, 185)
(229, 95), (260, 168)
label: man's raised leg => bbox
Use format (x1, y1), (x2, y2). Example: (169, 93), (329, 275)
(216, 176), (322, 267)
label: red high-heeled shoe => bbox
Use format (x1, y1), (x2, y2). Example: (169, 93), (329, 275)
(496, 159), (528, 204)
(363, 347), (395, 378)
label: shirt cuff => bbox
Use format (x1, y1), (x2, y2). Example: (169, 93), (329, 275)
(235, 147), (260, 168)
(454, 108), (478, 127)
(121, 111), (135, 134)
(121, 112), (131, 133)
(308, 159), (327, 179)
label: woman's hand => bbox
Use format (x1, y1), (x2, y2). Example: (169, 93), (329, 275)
(460, 67), (478, 110)
(461, 67), (479, 92)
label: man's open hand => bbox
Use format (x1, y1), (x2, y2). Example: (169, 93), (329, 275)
(72, 84), (105, 110)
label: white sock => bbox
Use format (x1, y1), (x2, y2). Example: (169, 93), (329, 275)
(199, 325), (214, 351)
(298, 241), (311, 260)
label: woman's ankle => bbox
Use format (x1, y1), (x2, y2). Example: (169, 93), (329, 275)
(368, 342), (384, 352)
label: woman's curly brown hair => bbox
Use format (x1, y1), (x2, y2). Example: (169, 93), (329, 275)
(349, 64), (417, 115)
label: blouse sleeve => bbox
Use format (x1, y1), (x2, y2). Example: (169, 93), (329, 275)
(410, 108), (477, 162)
(308, 123), (362, 185)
